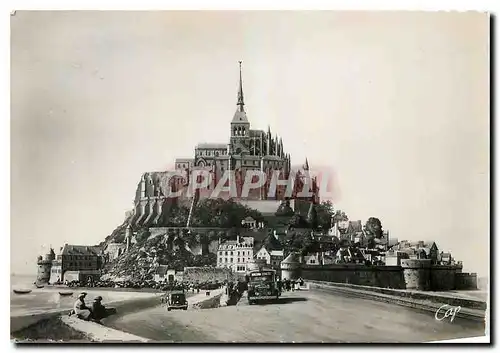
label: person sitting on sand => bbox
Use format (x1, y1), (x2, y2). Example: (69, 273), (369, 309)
(92, 296), (106, 321)
(73, 292), (93, 321)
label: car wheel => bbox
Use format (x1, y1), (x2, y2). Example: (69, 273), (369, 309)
(167, 308), (171, 311)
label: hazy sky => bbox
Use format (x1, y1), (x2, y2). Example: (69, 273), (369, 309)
(11, 11), (489, 276)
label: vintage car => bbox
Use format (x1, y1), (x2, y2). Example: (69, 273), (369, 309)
(165, 290), (188, 311)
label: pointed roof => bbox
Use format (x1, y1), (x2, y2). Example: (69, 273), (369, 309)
(232, 61), (249, 123)
(282, 252), (301, 265)
(304, 158), (310, 171)
(237, 60), (244, 110)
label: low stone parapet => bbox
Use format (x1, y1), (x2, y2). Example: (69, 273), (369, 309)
(307, 280), (487, 322)
(61, 316), (149, 342)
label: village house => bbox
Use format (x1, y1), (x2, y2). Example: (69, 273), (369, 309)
(304, 253), (320, 265)
(154, 265), (183, 283)
(216, 236), (254, 273)
(255, 246), (284, 269)
(49, 244), (104, 284)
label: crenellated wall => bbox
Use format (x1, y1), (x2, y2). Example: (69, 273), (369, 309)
(429, 265), (457, 291)
(300, 262), (466, 291)
(301, 264), (406, 289)
(455, 272), (478, 290)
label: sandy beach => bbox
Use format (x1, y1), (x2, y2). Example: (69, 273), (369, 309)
(11, 286), (159, 317)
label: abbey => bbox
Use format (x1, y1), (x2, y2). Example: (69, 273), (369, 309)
(130, 62), (317, 228)
(173, 61), (291, 190)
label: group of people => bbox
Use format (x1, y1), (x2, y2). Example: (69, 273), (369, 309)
(276, 278), (305, 292)
(70, 292), (109, 323)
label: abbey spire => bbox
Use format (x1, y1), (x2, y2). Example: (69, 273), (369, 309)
(237, 60), (245, 112)
(231, 61), (249, 125)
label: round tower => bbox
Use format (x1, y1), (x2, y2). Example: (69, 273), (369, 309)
(401, 259), (431, 290)
(280, 252), (302, 281)
(36, 249), (55, 284)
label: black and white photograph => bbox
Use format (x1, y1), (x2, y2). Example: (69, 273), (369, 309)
(8, 9), (490, 344)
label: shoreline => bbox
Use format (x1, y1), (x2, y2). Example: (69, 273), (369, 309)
(12, 288), (226, 343)
(11, 287), (162, 319)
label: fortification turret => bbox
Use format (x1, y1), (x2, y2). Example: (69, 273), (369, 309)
(125, 223), (133, 252)
(36, 249), (55, 284)
(280, 252), (302, 281)
(401, 259), (431, 290)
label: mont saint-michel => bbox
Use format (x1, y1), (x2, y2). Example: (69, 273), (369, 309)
(11, 11), (489, 344)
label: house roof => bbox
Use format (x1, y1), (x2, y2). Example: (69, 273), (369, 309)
(282, 252), (301, 265)
(155, 265), (168, 276)
(257, 247), (270, 254)
(174, 158), (194, 164)
(424, 241), (438, 249)
(62, 244), (102, 256)
(196, 143), (228, 149)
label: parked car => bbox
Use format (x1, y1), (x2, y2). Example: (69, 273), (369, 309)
(166, 290), (188, 311)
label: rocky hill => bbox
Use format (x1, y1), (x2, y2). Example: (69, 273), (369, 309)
(99, 198), (270, 281)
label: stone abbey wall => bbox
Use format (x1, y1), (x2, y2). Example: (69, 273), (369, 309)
(300, 262), (466, 291)
(183, 267), (234, 283)
(301, 264), (406, 289)
(429, 265), (458, 291)
(455, 272), (478, 290)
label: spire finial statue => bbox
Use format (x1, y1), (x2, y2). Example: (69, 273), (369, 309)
(237, 61), (244, 112)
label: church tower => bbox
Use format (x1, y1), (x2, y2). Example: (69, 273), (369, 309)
(230, 61), (251, 156)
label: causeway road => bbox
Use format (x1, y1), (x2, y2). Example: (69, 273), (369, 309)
(104, 288), (486, 343)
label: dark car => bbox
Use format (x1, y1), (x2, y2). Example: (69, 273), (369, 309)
(166, 290), (188, 311)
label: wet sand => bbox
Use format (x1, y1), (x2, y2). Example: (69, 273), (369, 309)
(11, 287), (158, 316)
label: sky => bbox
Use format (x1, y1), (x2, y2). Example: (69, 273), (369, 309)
(10, 11), (489, 276)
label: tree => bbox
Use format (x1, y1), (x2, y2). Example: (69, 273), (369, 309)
(364, 217), (383, 249)
(262, 229), (283, 251)
(275, 200), (294, 217)
(135, 228), (151, 243)
(288, 214), (309, 229)
(300, 234), (320, 257)
(331, 210), (349, 225)
(365, 217), (383, 239)
(315, 200), (336, 230)
(189, 198), (263, 228)
(167, 205), (189, 227)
